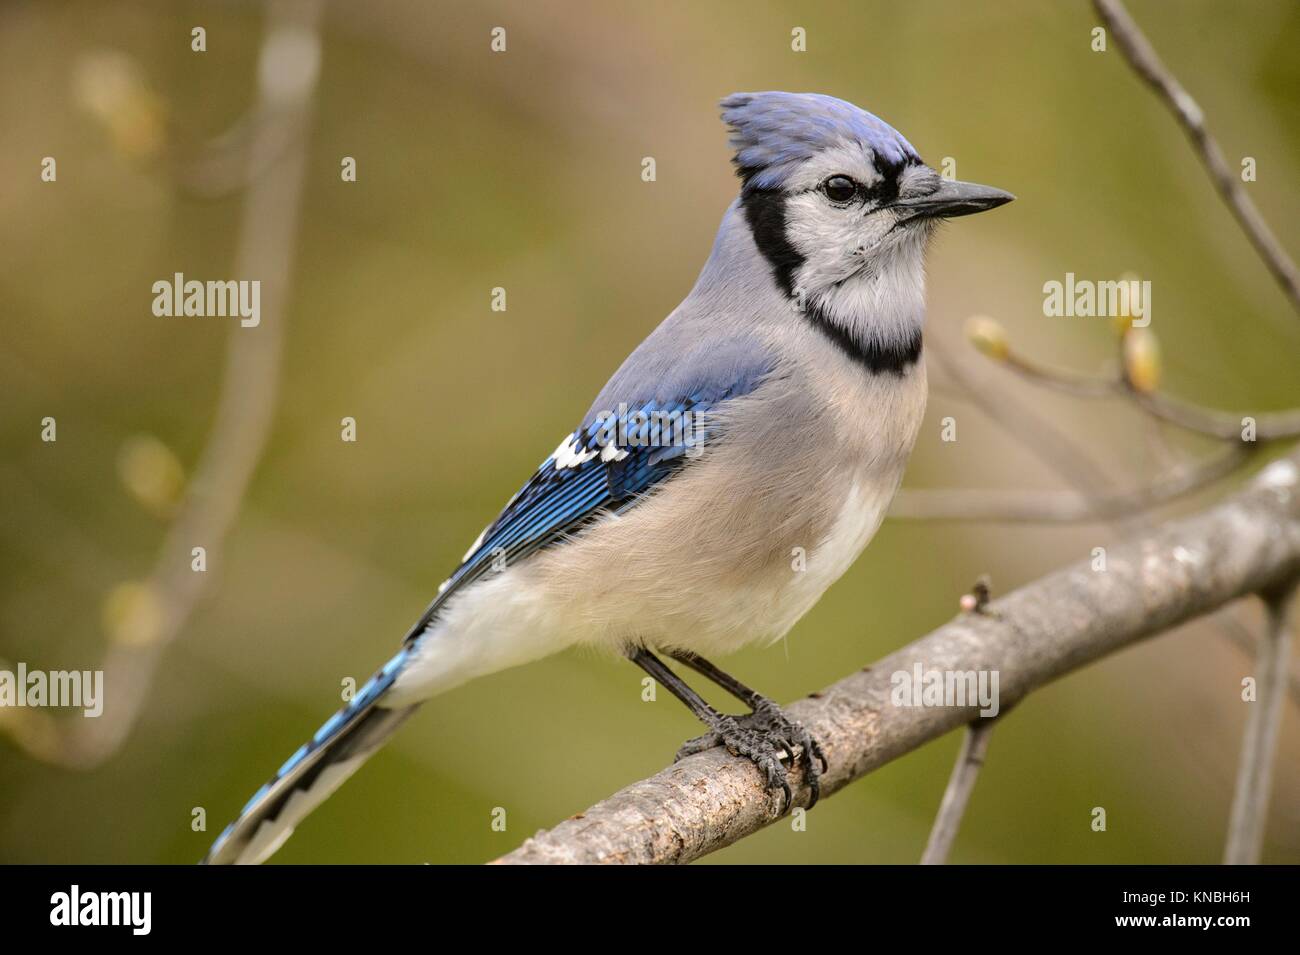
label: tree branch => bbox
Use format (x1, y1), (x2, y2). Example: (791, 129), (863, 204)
(974, 334), (1300, 442)
(1127, 387), (1300, 443)
(1092, 0), (1300, 317)
(919, 335), (1300, 709)
(920, 718), (995, 864)
(494, 451), (1300, 864)
(892, 442), (1248, 523)
(1224, 585), (1294, 864)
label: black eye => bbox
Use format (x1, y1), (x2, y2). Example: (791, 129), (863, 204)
(820, 175), (858, 203)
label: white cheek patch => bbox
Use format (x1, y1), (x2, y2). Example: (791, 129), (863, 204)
(810, 225), (930, 346)
(849, 210), (896, 256)
(784, 192), (890, 292)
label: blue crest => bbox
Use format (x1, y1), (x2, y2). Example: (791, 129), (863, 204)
(721, 91), (920, 193)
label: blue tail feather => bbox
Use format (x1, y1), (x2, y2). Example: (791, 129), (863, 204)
(203, 646), (415, 865)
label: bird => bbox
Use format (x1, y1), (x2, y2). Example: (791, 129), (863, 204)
(204, 90), (1012, 864)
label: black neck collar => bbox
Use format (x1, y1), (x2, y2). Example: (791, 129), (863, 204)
(740, 188), (922, 376)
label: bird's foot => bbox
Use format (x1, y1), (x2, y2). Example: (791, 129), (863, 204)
(675, 700), (826, 811)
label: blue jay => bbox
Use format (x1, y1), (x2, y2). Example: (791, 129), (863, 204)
(205, 91), (1011, 864)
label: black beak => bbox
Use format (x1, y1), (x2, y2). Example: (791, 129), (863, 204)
(894, 179), (1014, 222)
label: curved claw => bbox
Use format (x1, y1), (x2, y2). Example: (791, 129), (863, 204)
(672, 705), (827, 817)
(807, 740), (828, 775)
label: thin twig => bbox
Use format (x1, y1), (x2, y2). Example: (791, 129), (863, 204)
(1003, 351), (1121, 399)
(175, 107), (304, 200)
(920, 719), (995, 864)
(0, 0), (323, 769)
(927, 337), (1120, 492)
(903, 336), (1252, 525)
(1224, 586), (1295, 864)
(990, 346), (1300, 442)
(921, 336), (1300, 706)
(1127, 386), (1300, 443)
(1092, 0), (1300, 316)
(892, 442), (1247, 523)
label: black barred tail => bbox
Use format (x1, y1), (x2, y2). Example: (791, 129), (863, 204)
(204, 649), (415, 865)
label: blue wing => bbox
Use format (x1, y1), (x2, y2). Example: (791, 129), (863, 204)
(400, 343), (773, 643)
(204, 336), (773, 863)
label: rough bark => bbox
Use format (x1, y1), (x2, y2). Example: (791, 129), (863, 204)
(495, 451), (1300, 864)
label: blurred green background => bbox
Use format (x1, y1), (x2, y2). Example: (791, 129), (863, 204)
(2, 0), (1298, 864)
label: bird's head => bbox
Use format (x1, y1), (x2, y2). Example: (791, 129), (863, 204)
(721, 91), (1012, 331)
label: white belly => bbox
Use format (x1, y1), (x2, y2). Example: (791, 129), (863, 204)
(751, 474), (900, 649)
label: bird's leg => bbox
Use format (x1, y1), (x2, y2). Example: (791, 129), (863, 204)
(626, 647), (794, 811)
(666, 649), (826, 808)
